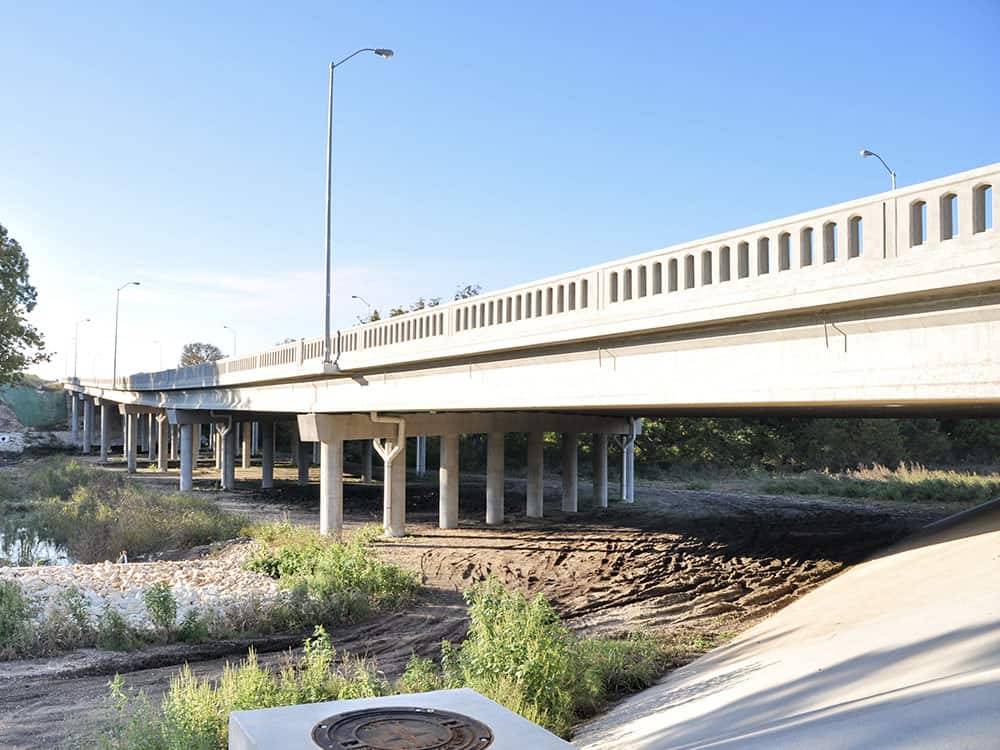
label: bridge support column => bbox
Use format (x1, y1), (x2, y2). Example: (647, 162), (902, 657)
(241, 422), (252, 469)
(594, 433), (608, 508)
(71, 396), (80, 443)
(126, 413), (139, 474)
(526, 430), (544, 518)
(625, 433), (635, 504)
(170, 426), (178, 461)
(319, 438), (344, 537)
(218, 423), (235, 490)
(439, 433), (459, 529)
(362, 441), (373, 483)
(486, 432), (504, 526)
(415, 436), (427, 477)
(179, 424), (193, 491)
(297, 440), (310, 485)
(561, 432), (578, 512)
(82, 397), (93, 454)
(147, 414), (156, 462)
(99, 402), (112, 462)
(290, 429), (299, 467)
(251, 422), (259, 457)
(373, 437), (406, 538)
(312, 441), (320, 466)
(261, 420), (274, 489)
(156, 415), (169, 471)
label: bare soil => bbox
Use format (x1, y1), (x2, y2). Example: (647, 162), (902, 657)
(0, 456), (953, 749)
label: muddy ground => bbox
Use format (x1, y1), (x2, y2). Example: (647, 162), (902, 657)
(0, 457), (957, 748)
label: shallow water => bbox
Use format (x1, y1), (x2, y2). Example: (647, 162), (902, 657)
(0, 519), (72, 566)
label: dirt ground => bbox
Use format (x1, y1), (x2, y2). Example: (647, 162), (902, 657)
(0, 456), (957, 749)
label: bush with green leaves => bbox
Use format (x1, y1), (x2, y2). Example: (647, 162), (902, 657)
(245, 523), (418, 623)
(143, 583), (178, 633)
(100, 627), (388, 750)
(0, 580), (33, 658)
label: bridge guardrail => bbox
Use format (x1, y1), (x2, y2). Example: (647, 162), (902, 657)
(106, 163), (998, 392)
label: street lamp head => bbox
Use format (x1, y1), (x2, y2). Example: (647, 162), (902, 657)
(374, 48), (394, 58)
(860, 149), (874, 158)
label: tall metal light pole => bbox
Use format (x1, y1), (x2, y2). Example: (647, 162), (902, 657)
(323, 47), (394, 364)
(351, 294), (372, 320)
(860, 149), (896, 190)
(112, 281), (140, 385)
(73, 317), (90, 379)
(223, 325), (237, 356)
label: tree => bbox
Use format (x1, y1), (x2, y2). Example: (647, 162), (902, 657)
(454, 284), (481, 300)
(0, 223), (47, 384)
(357, 309), (382, 324)
(389, 296), (442, 318)
(179, 342), (223, 366)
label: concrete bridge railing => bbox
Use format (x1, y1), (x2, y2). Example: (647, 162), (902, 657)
(120, 163), (998, 392)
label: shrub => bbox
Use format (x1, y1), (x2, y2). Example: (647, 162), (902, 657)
(96, 606), (144, 651)
(177, 609), (212, 644)
(0, 580), (33, 657)
(143, 583), (178, 634)
(245, 523), (418, 624)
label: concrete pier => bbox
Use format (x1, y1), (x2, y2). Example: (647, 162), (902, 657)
(486, 431), (504, 525)
(260, 420), (274, 489)
(179, 423), (193, 491)
(439, 433), (459, 529)
(526, 430), (544, 518)
(319, 438), (344, 536)
(561, 432), (578, 512)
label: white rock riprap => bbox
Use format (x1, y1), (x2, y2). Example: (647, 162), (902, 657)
(0, 547), (283, 630)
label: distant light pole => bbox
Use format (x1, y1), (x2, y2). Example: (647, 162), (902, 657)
(112, 281), (140, 385)
(223, 325), (237, 356)
(323, 47), (394, 364)
(351, 294), (372, 320)
(860, 149), (896, 191)
(73, 317), (90, 379)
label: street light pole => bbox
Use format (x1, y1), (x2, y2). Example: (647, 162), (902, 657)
(223, 325), (237, 356)
(322, 47), (394, 364)
(112, 281), (140, 385)
(73, 317), (90, 380)
(860, 149), (896, 191)
(351, 294), (372, 320)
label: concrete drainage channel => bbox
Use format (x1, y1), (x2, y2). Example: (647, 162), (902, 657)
(230, 688), (575, 749)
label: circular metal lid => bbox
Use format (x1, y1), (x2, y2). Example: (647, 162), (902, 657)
(311, 706), (495, 750)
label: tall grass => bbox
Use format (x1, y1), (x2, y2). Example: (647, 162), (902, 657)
(29, 459), (246, 562)
(758, 463), (1000, 505)
(101, 578), (679, 747)
(244, 522), (418, 623)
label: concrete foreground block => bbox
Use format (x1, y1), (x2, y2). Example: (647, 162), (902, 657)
(229, 688), (575, 749)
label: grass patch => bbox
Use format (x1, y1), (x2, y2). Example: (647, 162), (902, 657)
(101, 578), (684, 747)
(28, 458), (246, 562)
(757, 463), (1000, 506)
(243, 522), (419, 625)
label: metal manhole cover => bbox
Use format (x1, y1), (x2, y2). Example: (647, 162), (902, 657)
(311, 707), (495, 750)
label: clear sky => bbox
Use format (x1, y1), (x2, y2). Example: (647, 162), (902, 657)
(2, 0), (997, 379)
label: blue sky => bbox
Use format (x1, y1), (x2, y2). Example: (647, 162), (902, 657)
(2, 0), (997, 378)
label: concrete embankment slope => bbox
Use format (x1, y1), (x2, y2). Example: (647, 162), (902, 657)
(575, 501), (1000, 750)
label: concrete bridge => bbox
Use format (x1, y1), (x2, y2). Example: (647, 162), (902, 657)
(63, 162), (1000, 536)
